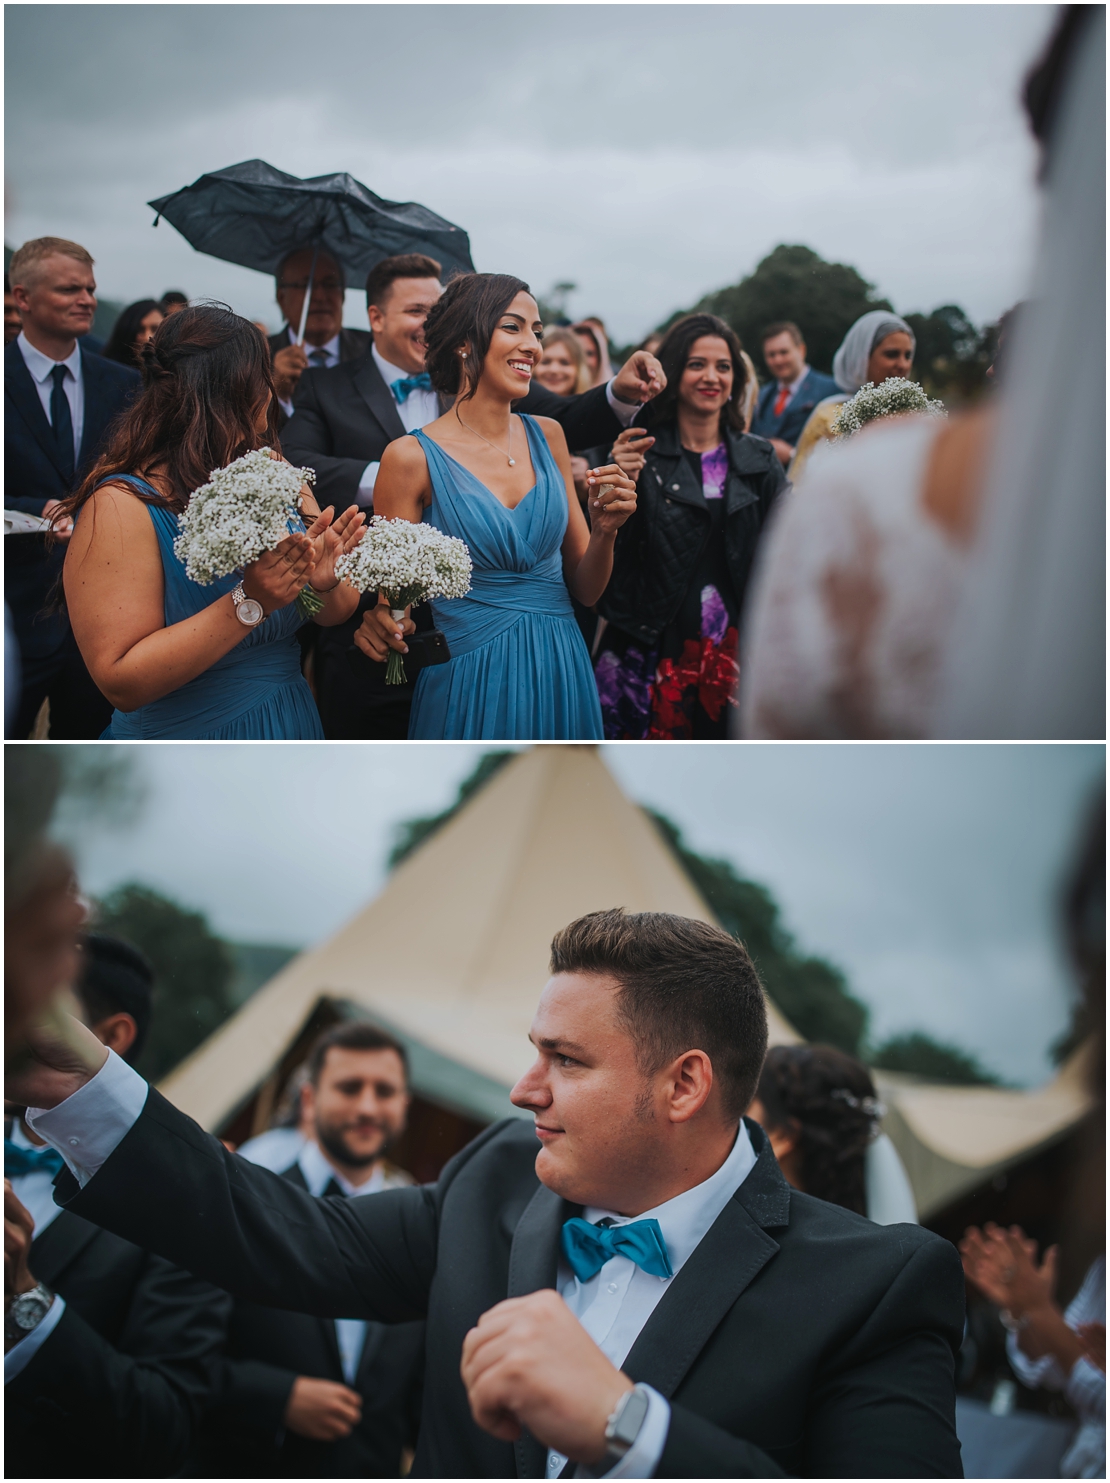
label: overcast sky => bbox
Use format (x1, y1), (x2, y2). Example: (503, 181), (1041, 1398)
(6, 4), (1054, 341)
(53, 743), (1103, 1089)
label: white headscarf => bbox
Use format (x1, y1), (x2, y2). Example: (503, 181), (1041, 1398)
(934, 9), (1104, 738)
(832, 310), (916, 394)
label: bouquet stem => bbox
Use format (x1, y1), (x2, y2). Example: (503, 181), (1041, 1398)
(386, 606), (407, 685)
(295, 585), (325, 620)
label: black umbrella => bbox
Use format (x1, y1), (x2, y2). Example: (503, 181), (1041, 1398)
(148, 158), (474, 343)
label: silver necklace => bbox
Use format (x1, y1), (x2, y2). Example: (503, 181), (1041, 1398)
(456, 411), (515, 466)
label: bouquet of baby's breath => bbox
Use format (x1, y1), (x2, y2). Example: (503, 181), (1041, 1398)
(831, 378), (947, 440)
(173, 447), (323, 618)
(335, 516), (472, 683)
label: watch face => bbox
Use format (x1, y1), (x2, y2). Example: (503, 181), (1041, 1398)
(236, 598), (264, 626)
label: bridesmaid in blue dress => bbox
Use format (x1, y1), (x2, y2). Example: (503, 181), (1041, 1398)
(355, 274), (639, 740)
(58, 306), (364, 739)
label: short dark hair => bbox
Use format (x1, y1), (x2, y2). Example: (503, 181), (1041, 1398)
(306, 1021), (410, 1087)
(761, 321), (804, 347)
(160, 291), (188, 307)
(422, 271), (532, 403)
(365, 253), (442, 310)
(549, 909), (768, 1120)
(645, 313), (750, 437)
(76, 933), (154, 1065)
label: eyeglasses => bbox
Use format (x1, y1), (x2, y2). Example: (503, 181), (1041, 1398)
(278, 278), (345, 293)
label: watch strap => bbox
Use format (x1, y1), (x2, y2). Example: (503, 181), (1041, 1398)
(599, 1384), (650, 1473)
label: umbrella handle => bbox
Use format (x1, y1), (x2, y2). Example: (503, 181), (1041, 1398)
(294, 243), (319, 348)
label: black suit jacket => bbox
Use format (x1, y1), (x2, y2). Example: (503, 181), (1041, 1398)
(193, 1160), (423, 1478)
(4, 340), (139, 657)
(5, 1206), (230, 1479)
(281, 350), (623, 513)
(61, 1097), (965, 1478)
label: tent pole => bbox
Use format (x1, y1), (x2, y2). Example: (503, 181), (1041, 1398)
(294, 242), (319, 348)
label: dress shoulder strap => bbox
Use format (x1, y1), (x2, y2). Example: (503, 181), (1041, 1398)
(94, 472), (162, 498)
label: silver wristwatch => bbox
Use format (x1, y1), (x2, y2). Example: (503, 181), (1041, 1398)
(5, 1282), (54, 1346)
(599, 1384), (650, 1473)
(231, 582), (265, 627)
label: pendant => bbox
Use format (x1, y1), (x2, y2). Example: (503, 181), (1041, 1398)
(508, 458), (516, 466)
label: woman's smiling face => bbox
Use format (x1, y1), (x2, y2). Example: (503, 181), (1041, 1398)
(477, 291), (544, 399)
(535, 339), (579, 397)
(678, 335), (734, 418)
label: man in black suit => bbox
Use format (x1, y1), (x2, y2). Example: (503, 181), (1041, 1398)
(13, 909), (964, 1478)
(268, 247), (371, 420)
(194, 1021), (423, 1478)
(282, 253), (665, 738)
(4, 934), (230, 1479)
(5, 238), (139, 738)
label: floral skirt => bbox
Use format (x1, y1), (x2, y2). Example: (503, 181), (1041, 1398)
(594, 584), (740, 740)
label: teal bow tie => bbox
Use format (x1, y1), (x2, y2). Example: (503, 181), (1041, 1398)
(390, 373), (432, 403)
(561, 1216), (673, 1283)
(4, 1138), (64, 1177)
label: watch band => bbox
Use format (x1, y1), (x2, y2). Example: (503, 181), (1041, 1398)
(599, 1384), (651, 1473)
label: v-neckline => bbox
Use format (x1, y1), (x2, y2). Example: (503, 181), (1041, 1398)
(420, 425), (538, 513)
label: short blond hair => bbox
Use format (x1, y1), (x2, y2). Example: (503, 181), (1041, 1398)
(9, 237), (94, 290)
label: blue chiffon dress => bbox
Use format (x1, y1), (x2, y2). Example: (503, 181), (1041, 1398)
(408, 417), (603, 740)
(99, 475), (324, 739)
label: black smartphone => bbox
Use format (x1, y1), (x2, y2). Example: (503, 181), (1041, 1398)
(346, 630), (452, 681)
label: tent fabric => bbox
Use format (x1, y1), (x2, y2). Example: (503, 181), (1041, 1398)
(158, 745), (1093, 1219)
(159, 746), (799, 1130)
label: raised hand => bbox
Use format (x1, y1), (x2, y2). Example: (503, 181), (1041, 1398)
(585, 463), (638, 537)
(5, 1007), (108, 1111)
(611, 350), (666, 406)
(242, 532), (315, 614)
(609, 428), (655, 483)
(959, 1223), (1057, 1315)
(304, 504), (366, 594)
(5, 1182), (36, 1311)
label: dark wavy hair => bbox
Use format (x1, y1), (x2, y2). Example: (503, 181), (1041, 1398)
(644, 312), (749, 435)
(100, 299), (163, 367)
(60, 303), (280, 518)
(422, 272), (532, 403)
(754, 1044), (880, 1216)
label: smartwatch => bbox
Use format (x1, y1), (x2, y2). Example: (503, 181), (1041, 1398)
(231, 582), (265, 627)
(5, 1283), (55, 1347)
(598, 1384), (651, 1473)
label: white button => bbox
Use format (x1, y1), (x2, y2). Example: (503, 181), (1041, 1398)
(607, 1282), (619, 1293)
(672, 483), (680, 490)
(68, 1137), (79, 1146)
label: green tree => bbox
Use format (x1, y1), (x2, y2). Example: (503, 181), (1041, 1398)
(902, 304), (990, 401)
(93, 883), (235, 1082)
(646, 812), (870, 1054)
(690, 244), (893, 374)
(870, 1031), (1001, 1085)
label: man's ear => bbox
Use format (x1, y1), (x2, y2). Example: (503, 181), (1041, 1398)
(667, 1050), (714, 1123)
(90, 1012), (137, 1060)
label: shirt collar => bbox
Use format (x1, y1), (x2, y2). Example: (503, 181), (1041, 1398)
(18, 330), (82, 384)
(297, 1138), (385, 1198)
(372, 343), (420, 387)
(781, 365), (810, 396)
(583, 1120), (757, 1276)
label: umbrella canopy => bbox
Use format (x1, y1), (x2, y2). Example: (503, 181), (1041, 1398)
(148, 158), (475, 286)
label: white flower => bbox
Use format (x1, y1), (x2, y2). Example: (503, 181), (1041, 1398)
(335, 516), (472, 608)
(172, 447), (315, 585)
(831, 378), (947, 440)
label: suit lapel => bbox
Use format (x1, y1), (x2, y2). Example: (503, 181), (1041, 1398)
(509, 1184), (577, 1479)
(30, 1208), (102, 1287)
(621, 1135), (790, 1400)
(5, 342), (70, 481)
(352, 353), (406, 442)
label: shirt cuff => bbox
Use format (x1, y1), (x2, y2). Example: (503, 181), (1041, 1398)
(1066, 1355), (1106, 1418)
(5, 1296), (66, 1383)
(576, 1385), (669, 1479)
(357, 461), (379, 508)
(605, 379), (639, 428)
(25, 1049), (149, 1188)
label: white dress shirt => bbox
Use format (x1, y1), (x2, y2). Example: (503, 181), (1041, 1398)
(547, 1120), (758, 1479)
(278, 329), (341, 419)
(17, 330), (84, 461)
(355, 351), (640, 508)
(4, 1120), (69, 1383)
(27, 1057), (753, 1478)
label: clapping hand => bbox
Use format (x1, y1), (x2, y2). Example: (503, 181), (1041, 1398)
(585, 463), (638, 537)
(959, 1222), (1057, 1315)
(242, 532), (315, 614)
(302, 504), (366, 595)
(460, 1290), (631, 1465)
